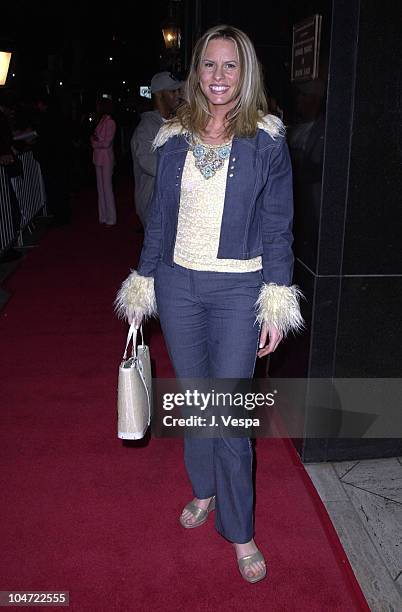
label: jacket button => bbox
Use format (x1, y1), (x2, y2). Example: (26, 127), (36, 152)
(230, 165), (234, 170)
(229, 173), (234, 178)
(231, 157), (236, 162)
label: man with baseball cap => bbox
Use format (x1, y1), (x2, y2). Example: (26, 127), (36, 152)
(150, 71), (182, 94)
(131, 72), (182, 227)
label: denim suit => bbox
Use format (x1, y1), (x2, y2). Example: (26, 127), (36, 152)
(137, 129), (295, 285)
(136, 124), (296, 543)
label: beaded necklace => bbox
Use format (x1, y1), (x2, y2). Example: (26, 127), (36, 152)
(189, 135), (232, 180)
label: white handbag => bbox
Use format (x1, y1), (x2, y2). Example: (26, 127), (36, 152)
(117, 323), (152, 440)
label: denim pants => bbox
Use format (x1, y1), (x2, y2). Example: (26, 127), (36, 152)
(154, 261), (263, 543)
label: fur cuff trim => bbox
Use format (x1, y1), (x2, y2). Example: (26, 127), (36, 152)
(114, 270), (157, 322)
(255, 283), (304, 336)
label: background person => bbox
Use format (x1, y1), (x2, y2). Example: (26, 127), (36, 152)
(288, 79), (326, 264)
(90, 96), (117, 226)
(116, 25), (303, 584)
(130, 72), (181, 227)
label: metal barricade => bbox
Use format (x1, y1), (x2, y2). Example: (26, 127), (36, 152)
(0, 164), (16, 252)
(0, 151), (46, 254)
(11, 151), (45, 228)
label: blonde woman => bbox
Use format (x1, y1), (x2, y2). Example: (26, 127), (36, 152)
(116, 25), (303, 583)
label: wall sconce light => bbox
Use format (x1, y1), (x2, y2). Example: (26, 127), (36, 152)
(162, 22), (181, 51)
(161, 0), (181, 51)
(0, 51), (12, 86)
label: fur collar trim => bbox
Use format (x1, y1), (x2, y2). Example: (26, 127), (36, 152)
(257, 114), (285, 138)
(152, 119), (187, 149)
(152, 113), (285, 149)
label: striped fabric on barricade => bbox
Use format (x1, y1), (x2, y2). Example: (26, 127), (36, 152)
(0, 165), (15, 253)
(0, 151), (46, 253)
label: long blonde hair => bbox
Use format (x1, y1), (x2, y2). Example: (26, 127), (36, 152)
(177, 25), (269, 138)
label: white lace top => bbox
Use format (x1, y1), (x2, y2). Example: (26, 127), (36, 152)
(173, 148), (262, 272)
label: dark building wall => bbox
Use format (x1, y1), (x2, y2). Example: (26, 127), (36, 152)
(334, 0), (402, 381)
(283, 0), (401, 460)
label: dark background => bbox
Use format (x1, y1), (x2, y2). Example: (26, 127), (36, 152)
(1, 1), (329, 115)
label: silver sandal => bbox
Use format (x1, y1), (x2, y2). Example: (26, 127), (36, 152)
(179, 496), (216, 529)
(238, 550), (267, 584)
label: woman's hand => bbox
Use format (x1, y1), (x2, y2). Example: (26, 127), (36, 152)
(257, 322), (283, 357)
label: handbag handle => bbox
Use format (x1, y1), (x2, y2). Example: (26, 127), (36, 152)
(123, 323), (145, 360)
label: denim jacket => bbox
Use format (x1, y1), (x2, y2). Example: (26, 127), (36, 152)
(137, 117), (295, 287)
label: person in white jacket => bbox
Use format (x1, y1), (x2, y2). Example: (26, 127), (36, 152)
(130, 72), (181, 227)
(90, 96), (117, 226)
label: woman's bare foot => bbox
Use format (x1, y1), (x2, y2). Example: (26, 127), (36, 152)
(180, 496), (214, 526)
(234, 539), (266, 580)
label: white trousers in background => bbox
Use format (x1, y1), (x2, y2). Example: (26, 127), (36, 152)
(95, 164), (116, 225)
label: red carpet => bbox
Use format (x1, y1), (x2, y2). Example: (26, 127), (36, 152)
(0, 175), (369, 611)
